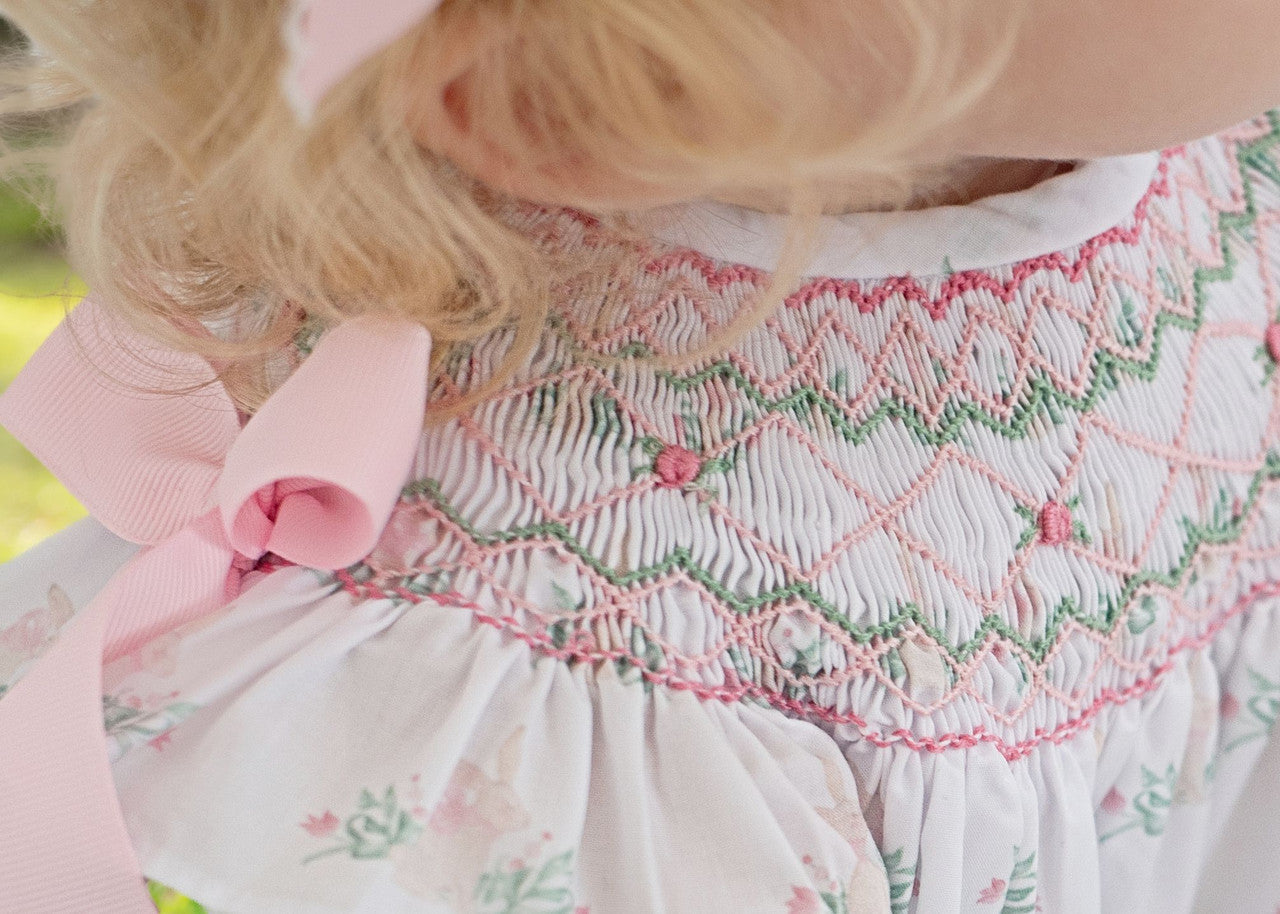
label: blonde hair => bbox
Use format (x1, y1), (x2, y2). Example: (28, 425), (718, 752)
(0, 0), (1022, 415)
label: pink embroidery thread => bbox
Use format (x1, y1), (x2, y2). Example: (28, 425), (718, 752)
(1037, 502), (1073, 546)
(653, 444), (702, 488)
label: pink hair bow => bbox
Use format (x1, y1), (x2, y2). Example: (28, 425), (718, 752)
(0, 297), (431, 912)
(283, 0), (446, 120)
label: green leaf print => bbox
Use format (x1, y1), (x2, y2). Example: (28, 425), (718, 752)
(102, 694), (147, 731)
(1116, 295), (1144, 348)
(302, 785), (423, 864)
(1133, 765), (1177, 836)
(1222, 668), (1280, 754)
(881, 847), (916, 914)
(1154, 267), (1185, 306)
(1254, 341), (1277, 384)
(588, 391), (623, 439)
(678, 399), (706, 453)
(820, 889), (850, 914)
(103, 695), (203, 760)
(548, 617), (574, 651)
(1245, 669), (1280, 728)
(1099, 764), (1178, 843)
(474, 848), (577, 914)
(1126, 596), (1158, 635)
(1001, 849), (1037, 914)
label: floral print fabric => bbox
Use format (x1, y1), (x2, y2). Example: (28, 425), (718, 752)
(108, 569), (887, 913)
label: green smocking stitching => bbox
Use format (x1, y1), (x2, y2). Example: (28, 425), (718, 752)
(535, 112), (1280, 451)
(389, 451), (1280, 666)
(359, 114), (1280, 669)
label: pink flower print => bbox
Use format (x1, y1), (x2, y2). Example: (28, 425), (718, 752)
(1266, 322), (1280, 363)
(977, 878), (1006, 904)
(654, 444), (701, 488)
(1221, 692), (1241, 719)
(785, 886), (822, 914)
(1101, 786), (1126, 814)
(1038, 501), (1073, 546)
(300, 811), (340, 837)
(148, 731), (174, 751)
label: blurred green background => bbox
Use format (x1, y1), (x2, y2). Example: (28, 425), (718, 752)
(0, 181), (86, 562)
(0, 13), (85, 561)
(0, 18), (207, 914)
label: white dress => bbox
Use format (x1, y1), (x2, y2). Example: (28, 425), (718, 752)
(4, 111), (1280, 914)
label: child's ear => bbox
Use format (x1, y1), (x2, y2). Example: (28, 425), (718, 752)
(399, 6), (528, 196)
(393, 6), (699, 210)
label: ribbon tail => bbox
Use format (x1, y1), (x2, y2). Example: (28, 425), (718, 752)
(0, 511), (236, 912)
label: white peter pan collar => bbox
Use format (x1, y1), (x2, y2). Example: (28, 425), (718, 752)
(647, 151), (1162, 279)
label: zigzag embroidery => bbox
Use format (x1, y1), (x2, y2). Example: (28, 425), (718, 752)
(306, 112), (1280, 756)
(384, 452), (1280, 666)
(532, 112), (1279, 448)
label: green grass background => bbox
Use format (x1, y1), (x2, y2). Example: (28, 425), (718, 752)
(0, 185), (207, 912)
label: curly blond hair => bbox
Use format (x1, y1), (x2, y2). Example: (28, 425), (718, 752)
(0, 0), (1021, 414)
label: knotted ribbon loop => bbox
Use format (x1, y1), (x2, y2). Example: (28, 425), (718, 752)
(0, 297), (431, 912)
(216, 311), (431, 570)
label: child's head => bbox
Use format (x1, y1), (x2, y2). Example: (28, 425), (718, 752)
(1, 0), (1277, 412)
(397, 1), (1280, 212)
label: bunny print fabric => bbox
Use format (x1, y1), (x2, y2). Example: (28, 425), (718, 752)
(5, 113), (1280, 913)
(95, 563), (891, 913)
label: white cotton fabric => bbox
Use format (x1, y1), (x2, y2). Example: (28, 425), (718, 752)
(647, 153), (1160, 277)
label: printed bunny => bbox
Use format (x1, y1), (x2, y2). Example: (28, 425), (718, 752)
(0, 584), (75, 689)
(102, 630), (183, 693)
(817, 755), (891, 910)
(390, 725), (532, 909)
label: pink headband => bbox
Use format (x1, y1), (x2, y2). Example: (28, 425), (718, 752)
(283, 0), (445, 120)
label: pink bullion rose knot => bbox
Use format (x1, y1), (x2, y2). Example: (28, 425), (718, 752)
(655, 442), (706, 489)
(654, 444), (702, 488)
(1037, 500), (1074, 546)
(1267, 322), (1280, 364)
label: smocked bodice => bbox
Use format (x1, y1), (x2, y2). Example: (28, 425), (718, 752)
(326, 114), (1280, 760)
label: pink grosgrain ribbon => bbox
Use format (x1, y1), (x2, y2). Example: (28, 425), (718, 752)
(0, 297), (431, 912)
(284, 0), (446, 120)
